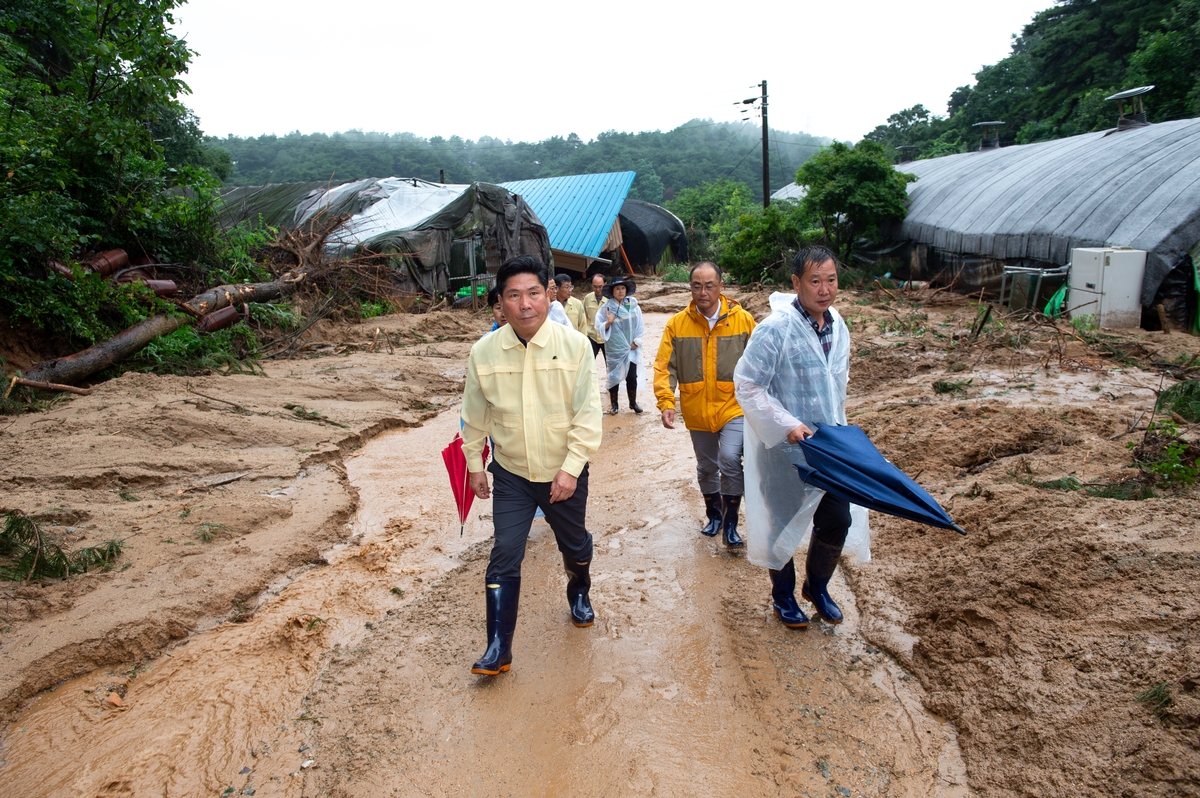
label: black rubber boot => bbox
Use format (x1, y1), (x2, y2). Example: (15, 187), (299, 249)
(768, 559), (809, 628)
(721, 494), (745, 548)
(608, 387), (620, 415)
(471, 578), (521, 675)
(562, 555), (595, 627)
(801, 539), (844, 624)
(700, 493), (722, 537)
(627, 385), (643, 414)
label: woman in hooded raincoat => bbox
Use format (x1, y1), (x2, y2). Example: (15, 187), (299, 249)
(734, 246), (869, 630)
(595, 276), (645, 414)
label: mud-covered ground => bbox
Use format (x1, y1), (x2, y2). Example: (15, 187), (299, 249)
(0, 282), (1197, 797)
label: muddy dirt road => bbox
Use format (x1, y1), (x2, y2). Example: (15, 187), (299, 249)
(2, 285), (1198, 797)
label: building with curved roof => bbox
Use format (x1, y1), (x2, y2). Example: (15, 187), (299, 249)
(891, 117), (1200, 305)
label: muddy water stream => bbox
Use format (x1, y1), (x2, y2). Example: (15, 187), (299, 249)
(1, 312), (971, 797)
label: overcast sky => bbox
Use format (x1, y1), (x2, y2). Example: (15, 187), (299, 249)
(174, 0), (1052, 144)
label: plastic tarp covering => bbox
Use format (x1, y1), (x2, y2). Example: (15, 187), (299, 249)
(770, 183), (807, 201)
(887, 117), (1200, 305)
(618, 200), (688, 272)
(218, 182), (330, 229)
(217, 178), (551, 296)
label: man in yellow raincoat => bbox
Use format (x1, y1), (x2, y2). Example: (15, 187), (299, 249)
(653, 262), (756, 548)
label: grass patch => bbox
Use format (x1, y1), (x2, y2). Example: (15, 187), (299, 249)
(194, 523), (229, 543)
(1034, 477), (1082, 491)
(933, 378), (973, 395)
(0, 510), (123, 580)
(1156, 380), (1200, 423)
(1128, 420), (1199, 489)
(1136, 681), (1173, 719)
(879, 312), (929, 336)
(659, 262), (690, 283)
(1085, 480), (1158, 501)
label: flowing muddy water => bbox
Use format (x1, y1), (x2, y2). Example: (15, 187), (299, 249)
(1, 312), (971, 797)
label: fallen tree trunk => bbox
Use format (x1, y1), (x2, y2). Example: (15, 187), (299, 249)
(23, 278), (296, 386)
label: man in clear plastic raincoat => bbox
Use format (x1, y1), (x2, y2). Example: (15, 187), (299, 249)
(733, 246), (869, 629)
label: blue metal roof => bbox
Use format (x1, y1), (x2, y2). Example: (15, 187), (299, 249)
(501, 172), (636, 258)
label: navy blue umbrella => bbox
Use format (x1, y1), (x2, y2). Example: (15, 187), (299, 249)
(795, 424), (967, 535)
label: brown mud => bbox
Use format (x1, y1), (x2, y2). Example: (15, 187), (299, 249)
(0, 285), (1197, 797)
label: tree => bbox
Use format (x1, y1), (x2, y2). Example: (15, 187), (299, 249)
(1126, 0), (1200, 120)
(795, 141), (916, 265)
(629, 159), (664, 204)
(664, 179), (755, 261)
(718, 201), (817, 284)
(0, 0), (227, 271)
(0, 0), (239, 357)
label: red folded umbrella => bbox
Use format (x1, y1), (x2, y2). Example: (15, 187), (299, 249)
(442, 434), (490, 535)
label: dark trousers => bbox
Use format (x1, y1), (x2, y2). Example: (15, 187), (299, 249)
(486, 460), (593, 581)
(812, 492), (851, 548)
(590, 338), (605, 361)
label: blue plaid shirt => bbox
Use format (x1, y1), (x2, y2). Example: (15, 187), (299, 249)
(793, 298), (834, 360)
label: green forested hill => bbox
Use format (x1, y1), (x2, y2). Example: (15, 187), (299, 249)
(867, 0), (1200, 158)
(214, 121), (829, 203)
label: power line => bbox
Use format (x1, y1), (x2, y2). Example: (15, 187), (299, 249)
(717, 139), (762, 183)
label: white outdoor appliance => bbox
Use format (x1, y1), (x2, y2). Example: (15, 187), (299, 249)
(1068, 247), (1147, 328)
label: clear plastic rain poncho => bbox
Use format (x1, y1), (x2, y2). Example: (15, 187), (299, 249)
(595, 296), (644, 389)
(733, 292), (870, 569)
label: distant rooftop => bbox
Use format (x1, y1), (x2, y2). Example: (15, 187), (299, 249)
(501, 172), (636, 258)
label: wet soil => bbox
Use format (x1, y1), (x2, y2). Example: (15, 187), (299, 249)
(1, 285), (1197, 797)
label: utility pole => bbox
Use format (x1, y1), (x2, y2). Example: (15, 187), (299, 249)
(759, 80), (769, 208)
(736, 80), (770, 206)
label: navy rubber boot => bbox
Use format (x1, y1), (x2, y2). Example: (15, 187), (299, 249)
(471, 578), (521, 675)
(700, 493), (722, 537)
(721, 494), (745, 548)
(563, 556), (595, 627)
(801, 539), (844, 624)
(768, 559), (809, 628)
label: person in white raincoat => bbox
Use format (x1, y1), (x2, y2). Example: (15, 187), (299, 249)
(595, 276), (645, 414)
(733, 246), (869, 629)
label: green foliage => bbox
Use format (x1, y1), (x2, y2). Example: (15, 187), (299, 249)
(211, 220), (277, 285)
(0, 261), (173, 348)
(932, 378), (973, 395)
(658, 262), (690, 283)
(1136, 681), (1175, 719)
(1129, 420), (1199, 487)
(718, 201), (822, 284)
(1034, 476), (1083, 491)
(1155, 379), (1200, 423)
(359, 299), (395, 319)
(666, 179), (754, 230)
(666, 179), (757, 262)
(866, 0), (1195, 157)
(796, 141), (916, 265)
(0, 0), (230, 274)
(126, 324), (263, 377)
(249, 302), (303, 330)
(0, 509), (123, 580)
(217, 123), (829, 205)
(1127, 0), (1200, 120)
